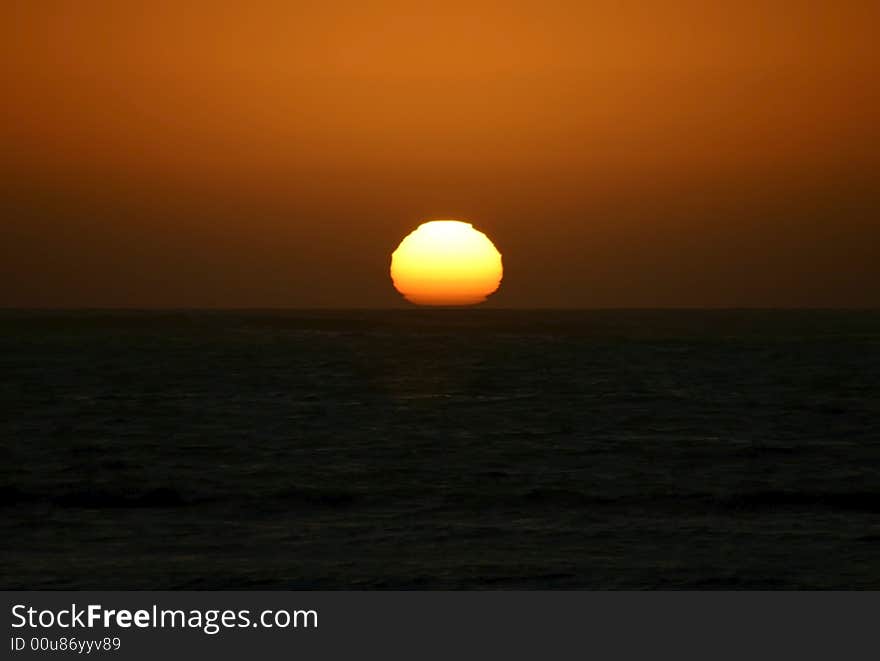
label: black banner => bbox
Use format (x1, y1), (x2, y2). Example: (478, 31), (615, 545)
(3, 592), (877, 659)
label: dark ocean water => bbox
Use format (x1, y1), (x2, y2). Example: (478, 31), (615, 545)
(2, 309), (879, 589)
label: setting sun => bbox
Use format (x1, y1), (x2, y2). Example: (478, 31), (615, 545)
(390, 221), (503, 306)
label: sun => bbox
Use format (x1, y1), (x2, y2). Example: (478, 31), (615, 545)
(390, 220), (503, 306)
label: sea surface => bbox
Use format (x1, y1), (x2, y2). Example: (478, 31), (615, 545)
(2, 309), (879, 589)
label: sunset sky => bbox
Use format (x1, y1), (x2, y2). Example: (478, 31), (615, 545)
(2, 1), (878, 307)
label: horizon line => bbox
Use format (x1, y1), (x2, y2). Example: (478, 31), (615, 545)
(2, 306), (878, 312)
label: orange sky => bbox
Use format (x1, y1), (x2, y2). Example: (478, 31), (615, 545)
(2, 1), (878, 307)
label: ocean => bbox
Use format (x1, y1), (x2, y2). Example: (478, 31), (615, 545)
(2, 309), (879, 589)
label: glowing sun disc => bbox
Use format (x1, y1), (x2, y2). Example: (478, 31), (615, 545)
(390, 220), (503, 306)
